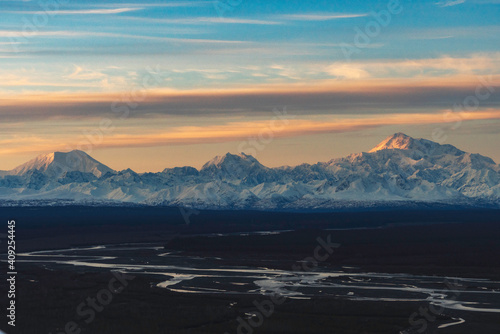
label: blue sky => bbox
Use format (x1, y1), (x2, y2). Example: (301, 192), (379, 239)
(0, 0), (499, 171)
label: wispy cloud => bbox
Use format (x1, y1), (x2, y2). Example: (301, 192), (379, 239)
(436, 0), (466, 7)
(0, 30), (246, 45)
(390, 25), (500, 41)
(98, 110), (500, 149)
(325, 54), (500, 78)
(0, 30), (93, 37)
(279, 13), (368, 21)
(121, 16), (282, 25)
(1, 71), (498, 121)
(2, 8), (143, 15)
(189, 17), (281, 25)
(2, 110), (499, 156)
(325, 64), (371, 79)
(469, 0), (500, 3)
(100, 1), (215, 8)
(408, 35), (454, 40)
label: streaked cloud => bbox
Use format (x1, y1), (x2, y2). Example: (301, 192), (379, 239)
(120, 16), (282, 25)
(2, 8), (144, 15)
(104, 1), (215, 8)
(1, 72), (498, 121)
(469, 0), (500, 3)
(182, 17), (281, 25)
(1, 110), (499, 157)
(436, 0), (466, 7)
(1, 54), (496, 95)
(325, 54), (500, 78)
(279, 13), (368, 21)
(325, 64), (371, 79)
(0, 29), (246, 45)
(0, 30), (94, 38)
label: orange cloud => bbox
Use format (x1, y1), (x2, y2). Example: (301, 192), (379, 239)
(1, 110), (499, 157)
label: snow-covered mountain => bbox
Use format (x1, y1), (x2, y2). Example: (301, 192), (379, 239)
(1, 133), (499, 209)
(10, 150), (114, 178)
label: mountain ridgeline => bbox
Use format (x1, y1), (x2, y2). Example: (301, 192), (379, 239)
(1, 133), (499, 209)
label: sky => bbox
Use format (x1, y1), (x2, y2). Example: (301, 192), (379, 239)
(0, 0), (499, 172)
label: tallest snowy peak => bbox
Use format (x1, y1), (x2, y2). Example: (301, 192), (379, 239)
(368, 133), (466, 157)
(202, 152), (260, 169)
(369, 133), (414, 153)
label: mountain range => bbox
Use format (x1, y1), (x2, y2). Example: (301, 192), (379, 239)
(1, 133), (499, 209)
